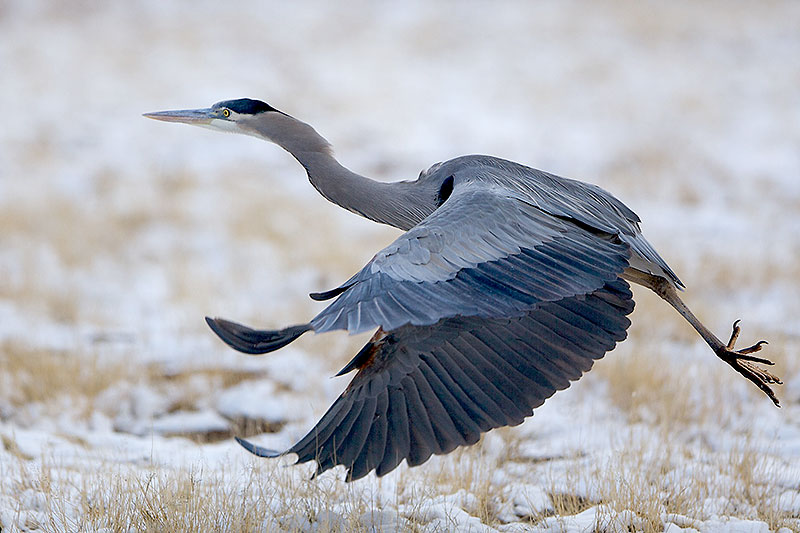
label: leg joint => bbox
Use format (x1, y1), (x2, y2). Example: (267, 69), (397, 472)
(650, 276), (674, 299)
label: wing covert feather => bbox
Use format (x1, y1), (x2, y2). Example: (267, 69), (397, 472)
(311, 183), (631, 335)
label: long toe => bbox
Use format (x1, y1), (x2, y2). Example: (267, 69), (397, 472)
(715, 321), (781, 407)
(738, 340), (768, 356)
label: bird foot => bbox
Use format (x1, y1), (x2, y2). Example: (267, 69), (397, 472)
(715, 320), (781, 407)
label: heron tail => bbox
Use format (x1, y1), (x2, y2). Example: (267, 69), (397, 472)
(205, 317), (311, 354)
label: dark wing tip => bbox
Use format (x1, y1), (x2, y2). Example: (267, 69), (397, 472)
(206, 317), (310, 354)
(309, 283), (354, 301)
(235, 436), (284, 458)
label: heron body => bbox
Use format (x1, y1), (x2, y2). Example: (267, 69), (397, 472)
(144, 98), (780, 481)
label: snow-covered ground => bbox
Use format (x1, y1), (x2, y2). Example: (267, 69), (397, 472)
(1, 2), (799, 531)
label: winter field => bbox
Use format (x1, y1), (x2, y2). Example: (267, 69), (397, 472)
(1, 1), (800, 531)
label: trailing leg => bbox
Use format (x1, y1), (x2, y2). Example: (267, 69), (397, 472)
(622, 268), (781, 407)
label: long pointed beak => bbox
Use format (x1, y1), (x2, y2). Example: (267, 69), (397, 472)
(142, 108), (215, 125)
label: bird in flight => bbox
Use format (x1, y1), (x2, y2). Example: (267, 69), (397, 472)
(144, 98), (781, 481)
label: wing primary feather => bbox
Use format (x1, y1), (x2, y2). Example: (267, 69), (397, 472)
(205, 317), (310, 354)
(462, 330), (537, 408)
(349, 391), (389, 480)
(449, 335), (528, 424)
(387, 284), (438, 324)
(520, 306), (605, 358)
(418, 353), (483, 443)
(550, 300), (626, 346)
(521, 331), (594, 382)
(288, 395), (355, 461)
(236, 436), (283, 458)
(506, 318), (595, 380)
(501, 254), (571, 300)
(347, 301), (367, 333)
(593, 279), (634, 308)
(335, 395), (377, 474)
(367, 390), (391, 472)
(310, 282), (355, 301)
(533, 306), (611, 350)
(534, 243), (616, 282)
(544, 237), (625, 272)
(475, 260), (550, 299)
(310, 398), (365, 476)
(376, 387), (411, 476)
(419, 280), (483, 315)
(479, 325), (561, 397)
(385, 291), (426, 326)
(457, 269), (538, 306)
(435, 343), (509, 427)
(410, 365), (463, 453)
(472, 326), (563, 398)
(402, 375), (439, 465)
(447, 274), (516, 315)
(515, 251), (588, 294)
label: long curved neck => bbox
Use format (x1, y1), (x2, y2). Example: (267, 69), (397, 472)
(243, 113), (435, 230)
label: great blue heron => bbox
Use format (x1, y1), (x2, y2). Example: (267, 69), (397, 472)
(144, 98), (780, 481)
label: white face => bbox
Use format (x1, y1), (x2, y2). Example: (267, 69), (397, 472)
(199, 117), (243, 134)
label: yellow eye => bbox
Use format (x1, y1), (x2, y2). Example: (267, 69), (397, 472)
(222, 108), (231, 118)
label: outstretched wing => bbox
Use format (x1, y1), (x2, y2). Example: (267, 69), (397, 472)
(238, 279), (634, 480)
(309, 183), (631, 334)
(217, 180), (638, 478)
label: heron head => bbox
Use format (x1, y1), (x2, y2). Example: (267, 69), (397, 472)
(143, 98), (280, 135)
(145, 98), (330, 154)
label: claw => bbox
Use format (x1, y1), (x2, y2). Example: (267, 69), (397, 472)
(739, 360), (782, 407)
(726, 319), (741, 350)
(716, 320), (781, 407)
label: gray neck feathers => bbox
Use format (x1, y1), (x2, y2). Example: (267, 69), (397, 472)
(244, 113), (435, 230)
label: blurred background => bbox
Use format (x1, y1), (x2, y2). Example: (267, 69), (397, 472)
(2, 0), (798, 360)
(1, 1), (799, 530)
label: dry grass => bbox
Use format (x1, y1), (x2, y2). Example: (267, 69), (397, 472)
(623, 440), (791, 531)
(0, 455), (385, 532)
(548, 490), (599, 521)
(593, 293), (727, 427)
(420, 442), (504, 525)
(1, 433), (34, 461)
(529, 432), (797, 533)
(0, 342), (132, 421)
(9, 410), (783, 533)
(1, 449), (543, 532)
(0, 339), (308, 444)
(596, 338), (734, 428)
